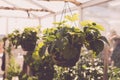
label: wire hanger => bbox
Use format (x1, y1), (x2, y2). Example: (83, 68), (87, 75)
(60, 1), (77, 27)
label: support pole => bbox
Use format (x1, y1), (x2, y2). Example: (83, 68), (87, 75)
(78, 6), (83, 28)
(38, 18), (41, 26)
(78, 6), (83, 22)
(103, 45), (109, 80)
(4, 39), (9, 80)
(53, 14), (56, 27)
(6, 18), (9, 35)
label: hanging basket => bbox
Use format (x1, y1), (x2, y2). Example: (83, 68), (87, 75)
(51, 46), (81, 67)
(42, 2), (87, 67)
(21, 40), (36, 51)
(52, 55), (80, 67)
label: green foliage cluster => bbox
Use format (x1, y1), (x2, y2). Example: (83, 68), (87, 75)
(43, 26), (83, 66)
(6, 26), (40, 51)
(24, 42), (55, 80)
(75, 50), (104, 80)
(6, 46), (120, 80)
(20, 27), (39, 51)
(108, 66), (120, 80)
(4, 14), (114, 80)
(53, 50), (104, 80)
(8, 30), (21, 48)
(6, 56), (21, 80)
(53, 49), (120, 80)
(41, 16), (108, 67)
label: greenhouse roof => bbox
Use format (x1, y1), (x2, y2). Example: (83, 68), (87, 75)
(0, 0), (109, 18)
(1, 0), (120, 35)
(1, 0), (119, 19)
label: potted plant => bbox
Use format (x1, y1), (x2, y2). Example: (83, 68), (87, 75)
(42, 14), (108, 67)
(20, 27), (39, 51)
(6, 26), (40, 51)
(43, 25), (84, 67)
(81, 21), (109, 54)
(7, 30), (21, 48)
(26, 42), (55, 80)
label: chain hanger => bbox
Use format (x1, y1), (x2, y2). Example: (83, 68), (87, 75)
(60, 1), (77, 27)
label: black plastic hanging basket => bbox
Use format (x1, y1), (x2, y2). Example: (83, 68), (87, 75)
(52, 55), (80, 67)
(43, 2), (83, 67)
(21, 40), (36, 51)
(51, 46), (81, 67)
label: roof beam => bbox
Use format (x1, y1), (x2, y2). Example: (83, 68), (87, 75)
(40, 6), (78, 19)
(2, 0), (40, 18)
(3, 0), (16, 7)
(40, 0), (112, 19)
(64, 0), (81, 6)
(42, 0), (81, 6)
(81, 0), (112, 8)
(0, 15), (39, 19)
(27, 0), (55, 13)
(0, 6), (51, 12)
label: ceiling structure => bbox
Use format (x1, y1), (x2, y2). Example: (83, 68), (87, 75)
(0, 0), (79, 18)
(0, 0), (109, 18)
(0, 0), (112, 19)
(1, 0), (120, 35)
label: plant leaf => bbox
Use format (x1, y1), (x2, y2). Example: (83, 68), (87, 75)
(99, 36), (109, 45)
(65, 13), (79, 22)
(92, 24), (105, 31)
(80, 20), (93, 27)
(53, 20), (67, 25)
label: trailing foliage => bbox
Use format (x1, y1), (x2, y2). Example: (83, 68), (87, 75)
(8, 30), (21, 48)
(41, 14), (108, 67)
(7, 56), (21, 80)
(53, 49), (104, 80)
(108, 66), (120, 80)
(6, 26), (40, 51)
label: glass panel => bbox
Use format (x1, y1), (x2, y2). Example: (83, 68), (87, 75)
(41, 16), (54, 30)
(8, 18), (40, 33)
(0, 18), (7, 35)
(5, 0), (42, 9)
(32, 0), (76, 12)
(83, 0), (120, 36)
(0, 0), (12, 7)
(30, 12), (50, 17)
(0, 10), (28, 17)
(77, 0), (92, 3)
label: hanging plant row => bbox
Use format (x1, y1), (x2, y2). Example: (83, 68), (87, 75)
(5, 14), (109, 67)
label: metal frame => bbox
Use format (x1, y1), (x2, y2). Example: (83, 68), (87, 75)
(81, 0), (112, 8)
(0, 0), (112, 18)
(0, 1), (115, 80)
(41, 0), (81, 6)
(0, 0), (113, 34)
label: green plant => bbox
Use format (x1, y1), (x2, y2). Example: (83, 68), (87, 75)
(26, 42), (55, 80)
(20, 27), (40, 51)
(75, 50), (104, 80)
(54, 49), (104, 80)
(7, 26), (40, 51)
(19, 73), (38, 80)
(7, 30), (21, 48)
(7, 56), (21, 80)
(81, 21), (108, 54)
(53, 49), (120, 80)
(43, 25), (83, 67)
(53, 66), (76, 80)
(108, 66), (120, 80)
(42, 15), (108, 67)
